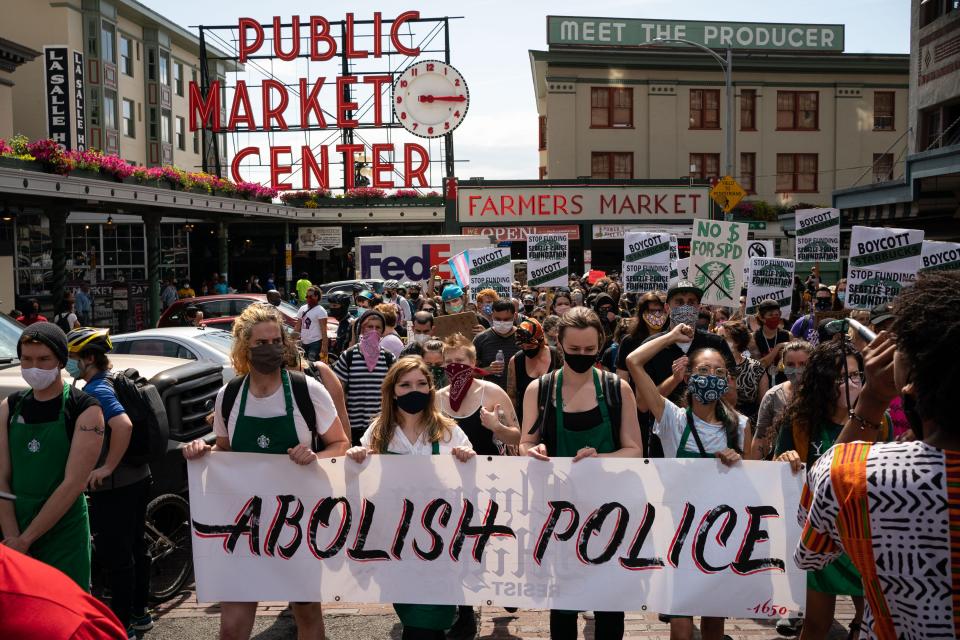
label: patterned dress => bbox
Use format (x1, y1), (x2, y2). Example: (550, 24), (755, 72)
(796, 440), (960, 639)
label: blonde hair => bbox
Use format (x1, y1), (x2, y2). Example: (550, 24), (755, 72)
(441, 334), (476, 362)
(368, 356), (456, 453)
(374, 303), (398, 328)
(231, 303), (296, 376)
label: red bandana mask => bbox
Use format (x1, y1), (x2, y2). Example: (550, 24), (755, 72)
(444, 362), (475, 411)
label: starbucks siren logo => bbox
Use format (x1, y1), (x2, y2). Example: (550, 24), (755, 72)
(27, 438), (40, 453)
(694, 260), (736, 299)
(257, 434), (270, 449)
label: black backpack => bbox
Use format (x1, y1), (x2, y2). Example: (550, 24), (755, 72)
(108, 369), (170, 466)
(54, 313), (73, 333)
(220, 370), (322, 451)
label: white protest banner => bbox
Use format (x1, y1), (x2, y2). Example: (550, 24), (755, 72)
(746, 258), (795, 316)
(669, 235), (680, 286)
(846, 225), (924, 310)
(744, 240), (775, 281)
(527, 234), (569, 287)
(676, 257), (690, 283)
(623, 231), (672, 293)
(795, 208), (840, 263)
(189, 454), (805, 617)
(689, 219), (746, 306)
(920, 240), (960, 273)
(467, 246), (513, 298)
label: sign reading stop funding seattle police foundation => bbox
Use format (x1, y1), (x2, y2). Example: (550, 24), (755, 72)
(188, 453), (805, 617)
(526, 234), (569, 287)
(623, 231), (671, 293)
(795, 208), (840, 263)
(746, 258), (795, 316)
(690, 220), (746, 307)
(846, 226), (924, 310)
(920, 240), (960, 273)
(468, 246), (513, 299)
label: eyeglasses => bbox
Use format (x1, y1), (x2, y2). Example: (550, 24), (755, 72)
(691, 365), (728, 377)
(840, 372), (865, 385)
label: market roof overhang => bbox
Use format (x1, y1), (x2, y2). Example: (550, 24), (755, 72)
(0, 37), (40, 74)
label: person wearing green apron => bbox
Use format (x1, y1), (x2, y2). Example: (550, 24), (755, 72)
(519, 307), (644, 640)
(0, 323), (104, 591)
(182, 303), (349, 640)
(347, 356), (476, 639)
(629, 322), (747, 640)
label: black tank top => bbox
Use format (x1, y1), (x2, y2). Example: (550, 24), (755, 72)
(513, 347), (561, 425)
(445, 386), (499, 456)
(542, 394), (621, 457)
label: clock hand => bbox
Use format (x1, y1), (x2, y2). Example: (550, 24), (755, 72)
(418, 95), (467, 103)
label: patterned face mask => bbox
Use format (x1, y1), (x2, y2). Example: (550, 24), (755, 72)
(687, 374), (729, 404)
(670, 304), (699, 327)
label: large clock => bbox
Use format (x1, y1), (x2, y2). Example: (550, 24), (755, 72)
(393, 60), (470, 138)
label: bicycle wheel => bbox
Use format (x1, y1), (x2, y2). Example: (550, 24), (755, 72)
(146, 493), (193, 603)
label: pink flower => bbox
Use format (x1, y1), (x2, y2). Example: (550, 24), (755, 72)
(346, 186), (386, 199)
(0, 139), (12, 156)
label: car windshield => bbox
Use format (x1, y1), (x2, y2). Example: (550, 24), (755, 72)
(278, 301), (299, 317)
(195, 330), (234, 356)
(0, 315), (22, 361)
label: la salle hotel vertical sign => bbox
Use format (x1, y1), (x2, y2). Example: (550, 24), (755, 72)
(43, 46), (71, 149)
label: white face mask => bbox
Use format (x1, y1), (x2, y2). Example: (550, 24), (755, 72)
(413, 332), (430, 344)
(21, 366), (61, 391)
(677, 341), (693, 354)
(492, 320), (514, 335)
(838, 378), (862, 409)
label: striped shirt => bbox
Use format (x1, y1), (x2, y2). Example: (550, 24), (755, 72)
(332, 346), (392, 436)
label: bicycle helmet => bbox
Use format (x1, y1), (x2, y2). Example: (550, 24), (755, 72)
(383, 279), (400, 290)
(358, 290), (375, 302)
(328, 292), (352, 306)
(67, 327), (113, 354)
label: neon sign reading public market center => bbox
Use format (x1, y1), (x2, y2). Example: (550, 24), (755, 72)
(189, 11), (458, 191)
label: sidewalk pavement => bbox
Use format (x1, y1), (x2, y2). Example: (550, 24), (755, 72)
(150, 589), (859, 639)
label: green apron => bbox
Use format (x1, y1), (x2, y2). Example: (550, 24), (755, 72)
(807, 424), (864, 596)
(386, 438), (457, 631)
(554, 369), (616, 456)
(8, 384), (91, 590)
(676, 409), (719, 459)
(230, 370), (301, 454)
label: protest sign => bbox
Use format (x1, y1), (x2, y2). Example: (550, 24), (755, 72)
(795, 208), (840, 263)
(669, 235), (679, 285)
(689, 220), (746, 306)
(432, 311), (479, 339)
(468, 246), (512, 298)
(846, 226), (924, 310)
(920, 240), (960, 273)
(746, 258), (795, 316)
(624, 231), (671, 293)
(744, 240), (775, 281)
(675, 257), (690, 284)
(189, 453), (805, 617)
(527, 234), (569, 287)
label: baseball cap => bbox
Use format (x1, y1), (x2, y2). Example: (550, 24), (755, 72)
(441, 285), (464, 302)
(666, 280), (703, 302)
(869, 302), (895, 326)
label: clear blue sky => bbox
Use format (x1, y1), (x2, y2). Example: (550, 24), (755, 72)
(144, 0), (910, 187)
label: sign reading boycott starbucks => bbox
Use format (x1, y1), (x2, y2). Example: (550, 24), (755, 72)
(746, 258), (795, 316)
(468, 247), (513, 298)
(795, 208), (840, 263)
(623, 231), (671, 293)
(920, 240), (960, 273)
(846, 226), (924, 310)
(527, 234), (569, 287)
(690, 220), (746, 306)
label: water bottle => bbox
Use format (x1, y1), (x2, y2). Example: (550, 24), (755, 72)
(495, 350), (504, 370)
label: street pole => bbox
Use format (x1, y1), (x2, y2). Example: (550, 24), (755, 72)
(725, 48), (734, 179)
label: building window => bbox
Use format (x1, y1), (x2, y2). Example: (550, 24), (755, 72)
(740, 152), (756, 193)
(776, 153), (818, 193)
(119, 35), (133, 76)
(100, 21), (115, 63)
(740, 89), (756, 130)
(147, 49), (156, 81)
(193, 129), (199, 154)
(175, 116), (185, 150)
(159, 52), (169, 86)
(777, 91), (818, 130)
(103, 91), (117, 131)
(689, 89), (720, 130)
(689, 153), (720, 180)
(873, 92), (895, 131)
(148, 107), (157, 139)
(590, 87), (633, 128)
(872, 153), (894, 182)
(591, 152), (633, 179)
(174, 62), (184, 96)
(539, 166), (547, 180)
(921, 0), (959, 27)
(538, 116), (547, 150)
(122, 99), (134, 137)
(161, 112), (171, 144)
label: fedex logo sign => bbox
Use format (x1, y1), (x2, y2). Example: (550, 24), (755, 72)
(360, 243), (453, 280)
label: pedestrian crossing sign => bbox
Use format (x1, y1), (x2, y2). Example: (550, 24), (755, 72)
(709, 176), (747, 213)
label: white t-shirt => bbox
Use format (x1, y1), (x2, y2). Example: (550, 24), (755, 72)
(214, 375), (336, 446)
(360, 424), (471, 455)
(380, 333), (404, 357)
(653, 398), (747, 458)
(297, 303), (328, 344)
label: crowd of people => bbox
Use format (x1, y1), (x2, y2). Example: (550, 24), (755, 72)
(0, 263), (956, 640)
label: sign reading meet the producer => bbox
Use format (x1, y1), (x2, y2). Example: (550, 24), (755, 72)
(548, 17), (844, 51)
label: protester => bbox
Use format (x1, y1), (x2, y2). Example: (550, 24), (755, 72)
(265, 289), (283, 307)
(161, 279), (179, 310)
(296, 286), (329, 362)
(721, 320), (768, 423)
(356, 289), (377, 313)
(53, 298), (81, 332)
(178, 281), (195, 299)
(332, 310), (395, 445)
(629, 321), (745, 640)
(592, 293), (619, 352)
(752, 299), (792, 387)
(506, 318), (562, 426)
(383, 280), (413, 325)
(519, 307), (642, 640)
(182, 303), (348, 640)
(214, 274), (230, 295)
(548, 291), (573, 317)
(75, 282), (93, 325)
(599, 317), (629, 372)
(182, 305), (203, 327)
(750, 341), (812, 460)
(422, 339), (446, 387)
(403, 281), (422, 307)
(520, 294), (536, 318)
(295, 272), (312, 304)
(346, 356), (475, 640)
(16, 298), (48, 326)
(541, 314), (560, 349)
(326, 293), (353, 358)
(790, 285), (833, 344)
(473, 299), (520, 390)
(246, 275), (263, 294)
(411, 311), (434, 345)
(615, 292), (666, 382)
(64, 327), (153, 635)
(375, 303), (405, 357)
(0, 323), (104, 589)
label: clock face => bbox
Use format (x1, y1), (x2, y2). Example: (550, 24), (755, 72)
(393, 60), (470, 138)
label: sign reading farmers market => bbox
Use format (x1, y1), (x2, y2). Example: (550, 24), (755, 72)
(845, 226), (924, 310)
(795, 208), (841, 263)
(189, 453), (805, 616)
(548, 17), (844, 51)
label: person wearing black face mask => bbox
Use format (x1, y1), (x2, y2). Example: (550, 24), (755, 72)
(790, 285), (834, 344)
(181, 303), (348, 640)
(506, 318), (561, 426)
(327, 293), (354, 359)
(519, 306), (642, 640)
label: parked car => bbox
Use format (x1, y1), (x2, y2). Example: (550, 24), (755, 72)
(158, 294), (300, 329)
(318, 279), (384, 311)
(111, 326), (236, 383)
